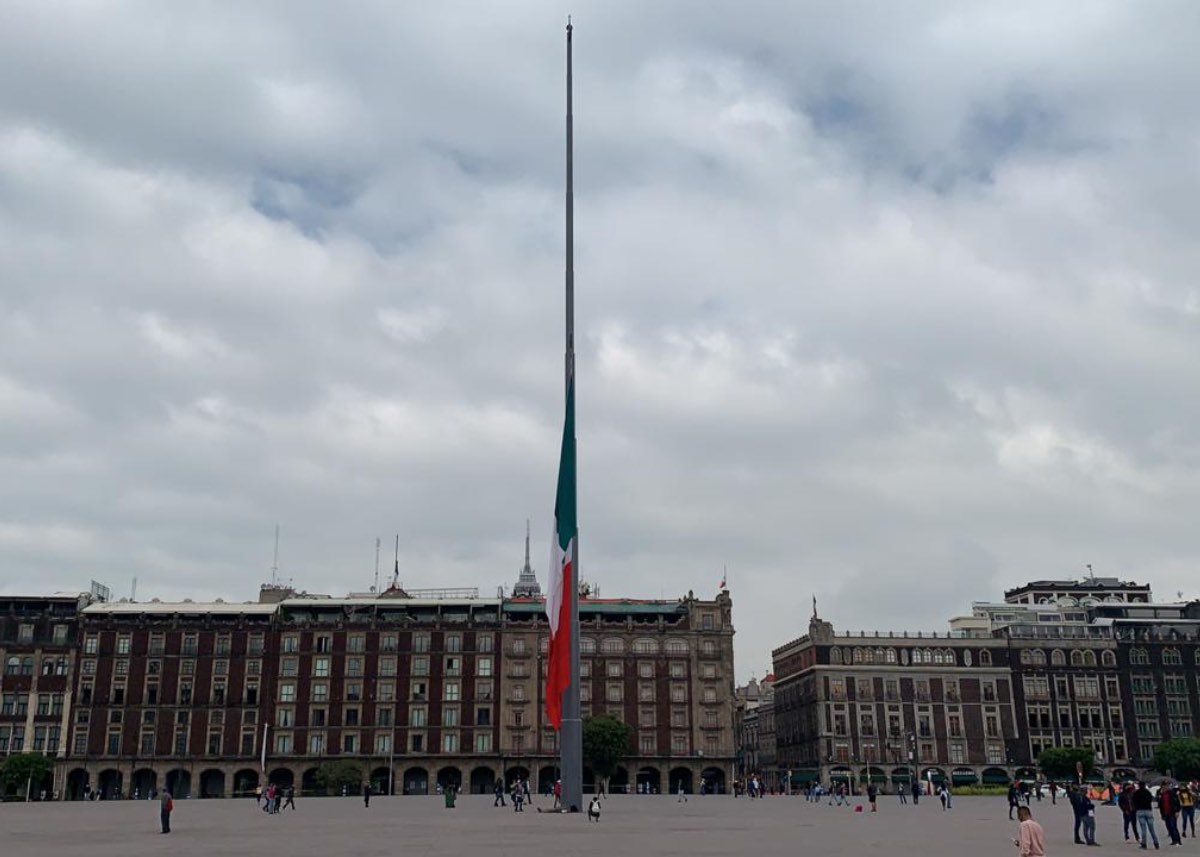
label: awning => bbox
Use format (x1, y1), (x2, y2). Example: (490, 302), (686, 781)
(829, 771), (851, 780)
(790, 770), (819, 785)
(982, 770), (1012, 785)
(890, 773), (912, 783)
(952, 771), (978, 785)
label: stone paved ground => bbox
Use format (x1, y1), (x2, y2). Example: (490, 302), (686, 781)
(0, 793), (1174, 857)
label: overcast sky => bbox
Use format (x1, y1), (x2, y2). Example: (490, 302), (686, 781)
(2, 2), (1198, 679)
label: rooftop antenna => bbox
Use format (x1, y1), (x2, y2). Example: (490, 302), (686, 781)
(373, 537), (381, 593)
(130, 576), (137, 602)
(392, 534), (400, 589)
(271, 524), (280, 586)
(1085, 563), (1096, 585)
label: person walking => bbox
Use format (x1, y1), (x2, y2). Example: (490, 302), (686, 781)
(1179, 785), (1195, 838)
(1050, 782), (1058, 806)
(911, 780), (921, 805)
(159, 789), (173, 834)
(1009, 785), (1022, 821)
(898, 782), (908, 804)
(867, 782), (878, 812)
(362, 781), (372, 808)
(283, 785), (296, 811)
(1158, 786), (1182, 846)
(493, 778), (506, 807)
(523, 778), (532, 806)
(554, 779), (563, 809)
(254, 784), (262, 806)
(1121, 783), (1138, 843)
(1014, 806), (1046, 857)
(1080, 790), (1100, 846)
(1134, 782), (1161, 850)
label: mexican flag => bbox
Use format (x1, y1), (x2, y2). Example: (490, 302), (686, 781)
(545, 380), (576, 730)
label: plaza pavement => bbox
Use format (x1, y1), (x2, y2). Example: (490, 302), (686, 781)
(0, 792), (1171, 857)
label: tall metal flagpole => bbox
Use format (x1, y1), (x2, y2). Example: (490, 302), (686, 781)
(560, 16), (583, 813)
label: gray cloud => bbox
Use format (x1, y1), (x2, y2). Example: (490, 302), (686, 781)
(2, 1), (1199, 678)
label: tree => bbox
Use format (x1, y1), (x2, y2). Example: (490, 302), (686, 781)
(1153, 738), (1200, 780)
(0, 753), (54, 798)
(583, 713), (633, 781)
(1037, 747), (1095, 780)
(314, 760), (365, 796)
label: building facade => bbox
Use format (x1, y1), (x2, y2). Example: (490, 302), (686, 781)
(6, 583), (735, 800)
(768, 578), (1200, 789)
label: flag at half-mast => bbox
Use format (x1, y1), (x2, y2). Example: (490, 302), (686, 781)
(545, 379), (577, 730)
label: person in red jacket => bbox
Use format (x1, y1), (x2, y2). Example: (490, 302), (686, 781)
(1160, 786), (1182, 846)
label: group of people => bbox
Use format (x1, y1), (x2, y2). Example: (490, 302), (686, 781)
(493, 777), (566, 812)
(1117, 781), (1198, 848)
(253, 782), (296, 813)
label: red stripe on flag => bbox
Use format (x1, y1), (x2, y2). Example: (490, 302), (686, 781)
(545, 558), (572, 729)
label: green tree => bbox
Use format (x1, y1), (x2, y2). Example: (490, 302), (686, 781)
(0, 753), (54, 798)
(583, 713), (633, 781)
(1153, 738), (1200, 780)
(1037, 746), (1095, 780)
(314, 760), (365, 796)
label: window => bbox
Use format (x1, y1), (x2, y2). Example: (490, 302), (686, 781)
(444, 681), (460, 702)
(343, 733), (358, 753)
(606, 683), (623, 703)
(474, 733), (492, 753)
(84, 635), (98, 655)
(477, 633), (494, 653)
(410, 734), (425, 753)
(347, 657), (364, 677)
(638, 682), (655, 702)
(665, 638), (688, 655)
(1070, 650), (1084, 667)
(670, 683), (687, 703)
(442, 732), (459, 753)
(1163, 648), (1183, 666)
(476, 680), (493, 701)
(445, 656), (461, 676)
(279, 682), (296, 703)
(282, 634), (299, 653)
(410, 707), (427, 727)
(348, 634), (366, 653)
(442, 707), (459, 727)
(312, 682), (329, 703)
(445, 634), (461, 653)
(117, 634), (132, 654)
(633, 638), (657, 655)
(671, 733), (688, 754)
(379, 656), (397, 677)
(413, 633), (431, 653)
(701, 640), (717, 656)
(182, 634), (198, 655)
(601, 638), (624, 655)
(309, 733), (325, 755)
(314, 635), (332, 653)
(702, 685), (717, 704)
(1051, 649), (1066, 666)
(275, 733), (293, 754)
(346, 682), (362, 701)
(477, 657), (493, 677)
(314, 657), (331, 677)
(580, 637), (596, 654)
(1130, 648), (1150, 665)
(701, 663), (717, 679)
(376, 733), (393, 755)
(215, 634), (231, 655)
(381, 634), (398, 653)
(277, 708), (294, 727)
(412, 656), (430, 676)
(248, 633), (264, 655)
(640, 733), (656, 754)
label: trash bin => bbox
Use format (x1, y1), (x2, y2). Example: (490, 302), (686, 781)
(444, 786), (456, 809)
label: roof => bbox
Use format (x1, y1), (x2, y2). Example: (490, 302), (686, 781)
(503, 599), (688, 616)
(280, 598), (501, 609)
(84, 600), (277, 615)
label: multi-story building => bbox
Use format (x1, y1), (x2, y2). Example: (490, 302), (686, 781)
(773, 609), (1017, 791)
(733, 674), (776, 789)
(48, 578), (736, 799)
(772, 579), (1200, 790)
(505, 588), (736, 795)
(0, 593), (88, 798)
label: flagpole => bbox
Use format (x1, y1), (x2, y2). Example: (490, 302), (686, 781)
(559, 15), (583, 814)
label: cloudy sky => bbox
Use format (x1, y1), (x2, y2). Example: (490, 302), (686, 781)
(2, 1), (1199, 678)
